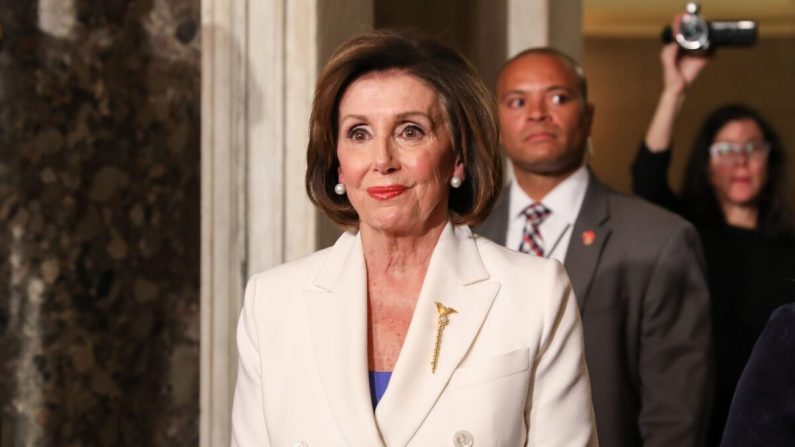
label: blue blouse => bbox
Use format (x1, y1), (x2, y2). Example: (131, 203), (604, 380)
(368, 371), (393, 408)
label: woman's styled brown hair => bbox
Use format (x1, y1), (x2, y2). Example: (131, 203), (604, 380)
(305, 29), (502, 229)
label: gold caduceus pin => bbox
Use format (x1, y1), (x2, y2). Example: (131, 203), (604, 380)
(431, 301), (457, 374)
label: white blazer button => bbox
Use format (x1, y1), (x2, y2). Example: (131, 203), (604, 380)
(292, 442), (308, 447)
(453, 430), (473, 447)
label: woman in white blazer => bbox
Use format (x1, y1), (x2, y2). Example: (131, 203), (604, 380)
(231, 30), (597, 447)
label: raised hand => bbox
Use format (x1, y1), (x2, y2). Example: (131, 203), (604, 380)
(661, 15), (712, 95)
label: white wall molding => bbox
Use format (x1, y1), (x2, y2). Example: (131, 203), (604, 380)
(508, 0), (582, 60)
(200, 0), (248, 444)
(201, 0), (372, 445)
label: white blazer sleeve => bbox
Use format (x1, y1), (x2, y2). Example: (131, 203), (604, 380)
(526, 262), (598, 446)
(231, 277), (271, 447)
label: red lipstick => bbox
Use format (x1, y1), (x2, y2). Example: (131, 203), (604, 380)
(367, 185), (407, 200)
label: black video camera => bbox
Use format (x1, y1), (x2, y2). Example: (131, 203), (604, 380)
(662, 2), (758, 52)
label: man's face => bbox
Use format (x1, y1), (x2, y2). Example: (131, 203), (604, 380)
(497, 53), (594, 177)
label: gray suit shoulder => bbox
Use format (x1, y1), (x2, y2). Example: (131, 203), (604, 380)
(606, 189), (696, 237)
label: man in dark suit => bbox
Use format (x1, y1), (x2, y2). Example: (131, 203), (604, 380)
(475, 48), (713, 446)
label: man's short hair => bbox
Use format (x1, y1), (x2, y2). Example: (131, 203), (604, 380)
(501, 48), (588, 102)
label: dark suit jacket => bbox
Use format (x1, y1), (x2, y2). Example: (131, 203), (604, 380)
(721, 303), (795, 447)
(475, 173), (713, 447)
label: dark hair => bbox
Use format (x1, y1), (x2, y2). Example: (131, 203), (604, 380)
(682, 103), (792, 236)
(305, 29), (502, 229)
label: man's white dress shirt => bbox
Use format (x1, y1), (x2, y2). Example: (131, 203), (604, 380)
(506, 166), (589, 264)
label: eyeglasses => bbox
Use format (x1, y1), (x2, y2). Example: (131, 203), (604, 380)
(709, 141), (770, 164)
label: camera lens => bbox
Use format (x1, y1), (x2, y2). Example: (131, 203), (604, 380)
(675, 13), (710, 50)
(681, 16), (707, 43)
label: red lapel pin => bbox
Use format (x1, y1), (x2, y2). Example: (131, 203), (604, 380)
(581, 230), (596, 246)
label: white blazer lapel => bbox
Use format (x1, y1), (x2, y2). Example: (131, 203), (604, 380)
(375, 224), (500, 446)
(302, 231), (385, 446)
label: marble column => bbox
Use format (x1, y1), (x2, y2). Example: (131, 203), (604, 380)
(200, 0), (372, 445)
(508, 0), (583, 60)
(0, 0), (200, 446)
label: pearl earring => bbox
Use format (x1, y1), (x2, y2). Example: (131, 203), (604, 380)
(450, 176), (463, 189)
(334, 183), (346, 195)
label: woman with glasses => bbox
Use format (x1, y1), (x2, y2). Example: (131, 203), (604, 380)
(631, 36), (795, 446)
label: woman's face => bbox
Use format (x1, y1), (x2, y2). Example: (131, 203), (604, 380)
(708, 118), (768, 209)
(336, 70), (463, 236)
